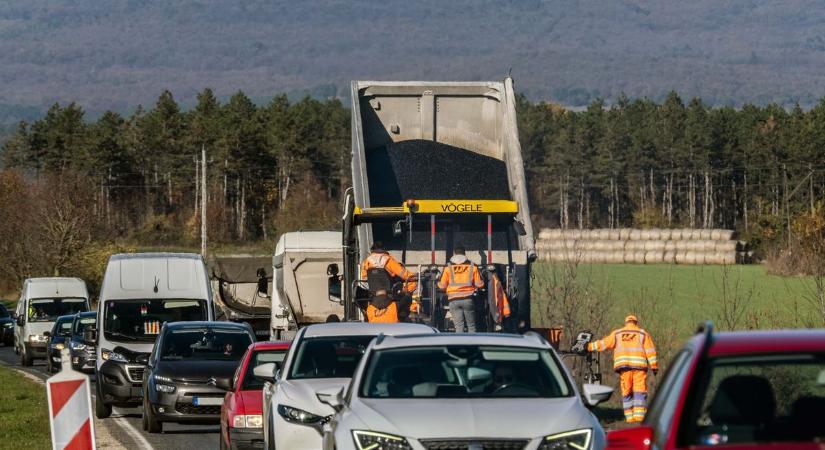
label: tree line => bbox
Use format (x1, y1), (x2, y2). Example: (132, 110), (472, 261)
(3, 89), (825, 255)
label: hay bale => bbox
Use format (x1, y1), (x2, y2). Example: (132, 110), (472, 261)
(629, 229), (642, 240)
(663, 251), (677, 263)
(669, 229), (682, 240)
(645, 250), (664, 264)
(682, 228), (695, 240)
(644, 240), (666, 251)
(538, 229), (562, 240)
(664, 240), (677, 251)
(640, 229), (651, 240)
(718, 230), (734, 241)
(633, 250), (647, 264)
(608, 229), (620, 240)
(719, 252), (736, 264)
(648, 228), (661, 240)
(690, 229), (702, 240)
(714, 241), (737, 252)
(619, 228), (632, 240)
(659, 229), (672, 240)
(675, 251), (688, 264)
(699, 229), (712, 240)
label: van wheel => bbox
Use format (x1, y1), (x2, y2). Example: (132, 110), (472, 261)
(20, 348), (32, 366)
(95, 383), (112, 419)
(144, 397), (162, 433)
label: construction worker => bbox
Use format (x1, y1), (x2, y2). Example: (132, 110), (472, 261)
(360, 241), (415, 323)
(586, 315), (658, 423)
(438, 246), (484, 332)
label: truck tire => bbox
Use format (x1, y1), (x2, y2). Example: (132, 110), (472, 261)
(20, 347), (32, 366)
(143, 397), (163, 433)
(95, 382), (112, 419)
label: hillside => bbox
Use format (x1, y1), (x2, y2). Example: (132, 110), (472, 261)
(2, 0), (825, 121)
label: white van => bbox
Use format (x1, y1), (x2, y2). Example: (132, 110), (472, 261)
(14, 277), (91, 366)
(93, 253), (214, 418)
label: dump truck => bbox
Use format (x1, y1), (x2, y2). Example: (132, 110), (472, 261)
(330, 78), (536, 332)
(270, 231), (343, 339)
(209, 255), (272, 339)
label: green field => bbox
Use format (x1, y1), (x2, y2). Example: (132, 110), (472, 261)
(531, 263), (822, 347)
(0, 367), (50, 449)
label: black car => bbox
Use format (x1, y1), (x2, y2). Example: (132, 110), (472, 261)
(142, 321), (255, 433)
(0, 304), (13, 346)
(68, 311), (97, 373)
(46, 315), (75, 373)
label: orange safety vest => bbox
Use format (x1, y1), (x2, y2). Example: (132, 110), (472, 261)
(360, 251), (416, 292)
(438, 262), (484, 301)
(366, 302), (399, 323)
(487, 272), (511, 322)
(588, 324), (658, 372)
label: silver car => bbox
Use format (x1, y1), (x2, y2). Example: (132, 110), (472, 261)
(318, 332), (613, 450)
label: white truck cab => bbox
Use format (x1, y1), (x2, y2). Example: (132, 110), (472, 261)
(93, 253), (214, 418)
(14, 277), (90, 366)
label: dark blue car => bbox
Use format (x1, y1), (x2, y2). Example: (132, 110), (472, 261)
(46, 315), (75, 373)
(0, 304), (13, 346)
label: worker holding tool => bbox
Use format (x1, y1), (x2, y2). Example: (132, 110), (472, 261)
(438, 246), (484, 332)
(585, 314), (658, 423)
(361, 241), (416, 323)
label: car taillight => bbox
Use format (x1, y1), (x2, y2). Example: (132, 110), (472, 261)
(606, 426), (654, 450)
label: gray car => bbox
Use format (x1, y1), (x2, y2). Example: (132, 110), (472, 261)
(318, 332), (613, 450)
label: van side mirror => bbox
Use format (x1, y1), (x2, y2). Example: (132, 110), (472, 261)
(326, 263), (339, 276)
(256, 268), (269, 297)
(513, 219), (527, 236)
(582, 383), (613, 408)
(316, 386), (344, 412)
(43, 331), (51, 337)
(83, 327), (97, 345)
(327, 264), (342, 303)
(16, 315), (24, 326)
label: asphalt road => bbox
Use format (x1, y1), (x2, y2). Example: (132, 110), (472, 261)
(0, 343), (221, 450)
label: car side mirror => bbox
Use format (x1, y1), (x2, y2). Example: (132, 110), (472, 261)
(253, 362), (279, 383)
(606, 425), (654, 450)
(43, 331), (51, 337)
(582, 383), (613, 408)
(16, 315), (24, 326)
(216, 377), (233, 391)
(83, 327), (97, 346)
(316, 386), (344, 412)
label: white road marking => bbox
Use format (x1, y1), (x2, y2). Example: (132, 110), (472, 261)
(111, 409), (154, 450)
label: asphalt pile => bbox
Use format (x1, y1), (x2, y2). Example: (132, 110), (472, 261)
(366, 139), (511, 206)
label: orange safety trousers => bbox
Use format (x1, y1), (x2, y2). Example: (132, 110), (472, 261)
(619, 369), (648, 423)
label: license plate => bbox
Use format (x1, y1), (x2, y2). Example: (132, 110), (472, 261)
(193, 397), (223, 406)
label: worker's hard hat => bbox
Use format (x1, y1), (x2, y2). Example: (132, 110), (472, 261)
(625, 314), (639, 323)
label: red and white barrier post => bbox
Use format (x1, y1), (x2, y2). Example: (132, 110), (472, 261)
(46, 348), (96, 450)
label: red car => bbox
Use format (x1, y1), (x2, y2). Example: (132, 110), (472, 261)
(221, 340), (291, 450)
(606, 323), (825, 450)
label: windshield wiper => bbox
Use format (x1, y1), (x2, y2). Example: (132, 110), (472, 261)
(106, 331), (141, 341)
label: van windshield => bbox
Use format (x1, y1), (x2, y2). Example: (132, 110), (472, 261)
(28, 298), (88, 322)
(103, 299), (207, 342)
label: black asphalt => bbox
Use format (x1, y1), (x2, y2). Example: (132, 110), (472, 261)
(0, 343), (221, 450)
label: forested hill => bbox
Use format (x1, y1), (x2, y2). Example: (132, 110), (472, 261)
(2, 0), (825, 123)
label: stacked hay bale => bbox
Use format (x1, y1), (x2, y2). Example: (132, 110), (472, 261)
(536, 228), (748, 265)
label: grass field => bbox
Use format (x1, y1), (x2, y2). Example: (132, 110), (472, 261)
(531, 262), (822, 342)
(0, 367), (50, 449)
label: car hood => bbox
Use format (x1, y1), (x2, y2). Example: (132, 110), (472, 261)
(155, 359), (240, 381)
(351, 397), (592, 439)
(0, 317), (12, 325)
(26, 322), (54, 336)
(278, 378), (350, 416)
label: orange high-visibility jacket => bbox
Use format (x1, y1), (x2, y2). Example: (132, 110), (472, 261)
(367, 302), (399, 323)
(361, 251), (414, 284)
(438, 262), (484, 301)
(588, 323), (658, 372)
(488, 272), (511, 322)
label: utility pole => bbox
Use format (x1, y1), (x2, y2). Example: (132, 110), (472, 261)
(201, 145), (207, 256)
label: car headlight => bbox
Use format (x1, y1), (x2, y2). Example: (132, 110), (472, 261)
(3, 322), (12, 328)
(69, 341), (86, 351)
(101, 348), (128, 363)
(28, 334), (47, 343)
(232, 414), (263, 428)
(352, 431), (411, 450)
(539, 429), (592, 450)
(277, 404), (324, 424)
(54, 342), (65, 350)
(155, 384), (175, 393)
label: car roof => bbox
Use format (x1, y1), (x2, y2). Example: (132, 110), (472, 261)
(250, 340), (291, 350)
(164, 320), (250, 331)
(300, 322), (437, 338)
(55, 314), (75, 323)
(372, 332), (551, 350)
(75, 311), (96, 318)
(706, 329), (825, 357)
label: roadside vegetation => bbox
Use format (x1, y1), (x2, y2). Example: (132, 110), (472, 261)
(0, 367), (50, 449)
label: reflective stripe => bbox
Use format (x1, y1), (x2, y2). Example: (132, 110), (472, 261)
(366, 253), (389, 269)
(448, 264), (475, 287)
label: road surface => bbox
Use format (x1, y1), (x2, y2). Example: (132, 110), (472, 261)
(0, 343), (222, 450)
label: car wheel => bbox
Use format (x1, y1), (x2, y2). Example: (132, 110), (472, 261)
(143, 397), (162, 433)
(20, 347), (32, 366)
(95, 382), (112, 419)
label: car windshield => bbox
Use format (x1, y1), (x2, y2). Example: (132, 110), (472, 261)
(28, 298), (87, 322)
(289, 335), (376, 380)
(160, 328), (252, 361)
(103, 299), (207, 342)
(360, 345), (572, 399)
(73, 316), (96, 336)
(241, 349), (288, 390)
(53, 318), (74, 337)
(682, 353), (825, 445)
